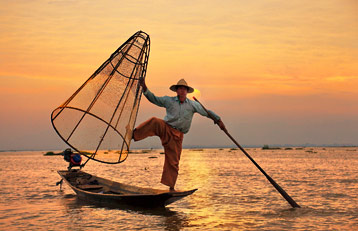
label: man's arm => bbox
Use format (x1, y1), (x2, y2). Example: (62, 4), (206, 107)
(192, 100), (226, 130)
(138, 77), (168, 108)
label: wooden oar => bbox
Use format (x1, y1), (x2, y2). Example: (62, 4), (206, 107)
(193, 97), (301, 208)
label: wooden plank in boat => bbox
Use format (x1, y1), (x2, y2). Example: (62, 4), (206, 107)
(77, 184), (103, 190)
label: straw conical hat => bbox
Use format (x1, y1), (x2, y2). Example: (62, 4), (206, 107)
(169, 79), (194, 93)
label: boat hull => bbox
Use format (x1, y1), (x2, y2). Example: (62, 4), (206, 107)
(58, 170), (197, 207)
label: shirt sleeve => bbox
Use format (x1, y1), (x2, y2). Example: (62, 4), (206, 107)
(192, 100), (221, 121)
(143, 88), (169, 108)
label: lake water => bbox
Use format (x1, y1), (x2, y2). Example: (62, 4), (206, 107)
(0, 147), (357, 230)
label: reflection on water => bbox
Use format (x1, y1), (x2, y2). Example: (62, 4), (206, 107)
(59, 194), (189, 231)
(0, 147), (358, 230)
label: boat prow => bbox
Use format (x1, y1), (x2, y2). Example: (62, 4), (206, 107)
(58, 170), (197, 207)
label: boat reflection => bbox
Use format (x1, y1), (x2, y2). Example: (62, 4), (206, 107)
(59, 192), (189, 230)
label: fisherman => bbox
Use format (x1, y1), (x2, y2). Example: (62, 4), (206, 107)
(132, 78), (226, 191)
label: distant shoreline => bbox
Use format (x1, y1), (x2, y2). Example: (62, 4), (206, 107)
(1, 144), (357, 152)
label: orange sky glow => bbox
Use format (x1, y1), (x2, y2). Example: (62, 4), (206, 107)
(0, 0), (357, 150)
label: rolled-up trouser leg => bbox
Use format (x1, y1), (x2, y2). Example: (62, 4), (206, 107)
(133, 117), (183, 188)
(160, 132), (183, 188)
(132, 117), (166, 141)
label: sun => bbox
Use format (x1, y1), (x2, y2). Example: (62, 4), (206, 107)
(190, 88), (201, 100)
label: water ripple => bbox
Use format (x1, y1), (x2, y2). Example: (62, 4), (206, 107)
(1, 148), (358, 230)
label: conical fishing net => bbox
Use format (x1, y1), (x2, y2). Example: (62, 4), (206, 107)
(51, 31), (150, 164)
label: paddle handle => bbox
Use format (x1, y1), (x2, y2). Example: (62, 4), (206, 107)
(193, 97), (300, 208)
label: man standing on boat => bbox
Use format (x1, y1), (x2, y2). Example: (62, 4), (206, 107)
(132, 78), (226, 191)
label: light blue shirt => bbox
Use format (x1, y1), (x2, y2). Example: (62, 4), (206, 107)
(143, 89), (220, 134)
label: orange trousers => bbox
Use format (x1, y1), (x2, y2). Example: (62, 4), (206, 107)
(133, 117), (184, 188)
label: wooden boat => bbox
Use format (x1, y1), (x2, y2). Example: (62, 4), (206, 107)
(58, 170), (197, 208)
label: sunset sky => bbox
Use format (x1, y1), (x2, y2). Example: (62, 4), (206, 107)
(0, 0), (357, 150)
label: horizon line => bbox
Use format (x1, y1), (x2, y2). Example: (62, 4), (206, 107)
(1, 144), (357, 152)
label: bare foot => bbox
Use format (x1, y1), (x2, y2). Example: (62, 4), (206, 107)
(169, 187), (176, 192)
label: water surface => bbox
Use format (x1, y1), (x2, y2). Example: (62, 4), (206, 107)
(0, 147), (357, 230)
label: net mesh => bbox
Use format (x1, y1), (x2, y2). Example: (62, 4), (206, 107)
(51, 31), (150, 164)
